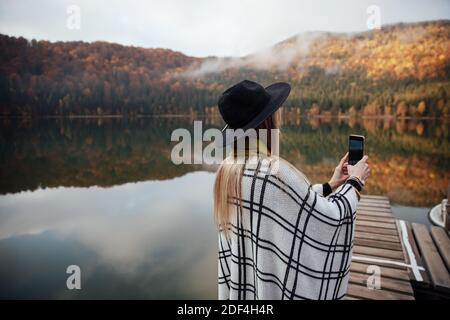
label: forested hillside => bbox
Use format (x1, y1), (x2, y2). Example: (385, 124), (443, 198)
(0, 20), (449, 117)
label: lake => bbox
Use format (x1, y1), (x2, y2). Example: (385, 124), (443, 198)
(0, 116), (449, 299)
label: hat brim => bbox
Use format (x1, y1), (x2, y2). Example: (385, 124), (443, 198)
(216, 82), (291, 148)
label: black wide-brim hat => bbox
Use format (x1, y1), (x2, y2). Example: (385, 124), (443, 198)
(216, 80), (291, 147)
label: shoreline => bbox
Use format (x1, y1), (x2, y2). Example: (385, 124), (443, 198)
(0, 114), (448, 120)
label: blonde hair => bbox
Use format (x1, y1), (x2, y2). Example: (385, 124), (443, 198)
(213, 109), (281, 238)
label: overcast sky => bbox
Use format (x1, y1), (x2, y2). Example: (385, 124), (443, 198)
(0, 0), (449, 57)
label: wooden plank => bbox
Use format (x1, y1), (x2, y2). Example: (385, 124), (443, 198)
(360, 196), (390, 201)
(359, 200), (391, 206)
(360, 194), (390, 200)
(358, 200), (391, 207)
(360, 196), (389, 201)
(350, 262), (410, 281)
(358, 200), (391, 205)
(360, 194), (388, 198)
(358, 211), (392, 217)
(359, 206), (391, 211)
(343, 295), (361, 300)
(430, 227), (450, 273)
(349, 272), (413, 295)
(357, 205), (392, 212)
(353, 245), (405, 261)
(357, 208), (393, 215)
(352, 256), (407, 270)
(395, 221), (430, 287)
(357, 210), (394, 218)
(356, 220), (397, 230)
(356, 215), (395, 223)
(354, 238), (403, 251)
(361, 195), (389, 201)
(358, 209), (391, 214)
(358, 201), (391, 210)
(356, 225), (398, 236)
(355, 231), (400, 243)
(358, 203), (390, 209)
(412, 223), (450, 291)
(346, 283), (414, 300)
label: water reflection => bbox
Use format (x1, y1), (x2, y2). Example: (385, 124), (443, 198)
(0, 172), (217, 299)
(0, 116), (448, 205)
(0, 116), (449, 299)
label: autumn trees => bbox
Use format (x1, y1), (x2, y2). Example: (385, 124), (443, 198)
(0, 20), (449, 117)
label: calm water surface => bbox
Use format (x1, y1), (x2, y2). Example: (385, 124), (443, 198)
(0, 116), (448, 299)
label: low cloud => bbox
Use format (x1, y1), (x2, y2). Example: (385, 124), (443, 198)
(182, 31), (323, 77)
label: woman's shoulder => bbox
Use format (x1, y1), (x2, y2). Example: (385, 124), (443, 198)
(275, 157), (311, 185)
(241, 156), (311, 206)
(245, 156), (311, 187)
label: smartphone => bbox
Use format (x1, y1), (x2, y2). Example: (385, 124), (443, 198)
(348, 135), (365, 165)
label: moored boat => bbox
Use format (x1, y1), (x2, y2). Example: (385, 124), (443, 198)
(429, 199), (448, 230)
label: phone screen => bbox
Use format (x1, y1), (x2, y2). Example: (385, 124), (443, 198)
(349, 136), (364, 165)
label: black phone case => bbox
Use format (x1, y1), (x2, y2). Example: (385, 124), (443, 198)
(348, 135), (364, 165)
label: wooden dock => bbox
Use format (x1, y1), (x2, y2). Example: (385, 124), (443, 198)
(400, 221), (450, 299)
(345, 194), (450, 300)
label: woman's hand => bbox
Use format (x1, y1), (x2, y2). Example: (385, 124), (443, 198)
(328, 153), (349, 189)
(347, 155), (370, 184)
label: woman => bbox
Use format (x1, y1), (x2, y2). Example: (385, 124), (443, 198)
(214, 80), (370, 300)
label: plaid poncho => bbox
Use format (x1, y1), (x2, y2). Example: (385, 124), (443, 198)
(217, 157), (358, 300)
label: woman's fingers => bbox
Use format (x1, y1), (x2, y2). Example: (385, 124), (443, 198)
(343, 164), (348, 174)
(340, 152), (349, 165)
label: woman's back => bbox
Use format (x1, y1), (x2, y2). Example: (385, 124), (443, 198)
(218, 157), (358, 300)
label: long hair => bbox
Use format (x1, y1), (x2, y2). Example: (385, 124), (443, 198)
(213, 109), (281, 238)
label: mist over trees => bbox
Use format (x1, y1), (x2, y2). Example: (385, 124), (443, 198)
(0, 20), (449, 117)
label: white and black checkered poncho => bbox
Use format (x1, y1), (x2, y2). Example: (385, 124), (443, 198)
(218, 157), (358, 300)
